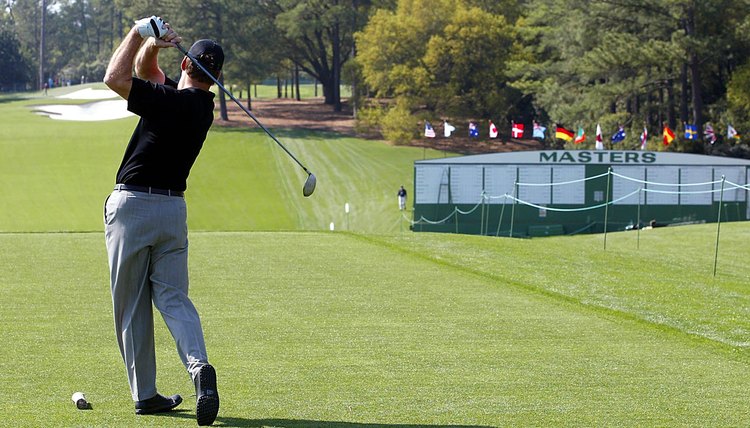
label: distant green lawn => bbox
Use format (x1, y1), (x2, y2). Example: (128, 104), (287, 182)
(3, 86), (750, 427)
(0, 85), (440, 233)
(2, 226), (750, 426)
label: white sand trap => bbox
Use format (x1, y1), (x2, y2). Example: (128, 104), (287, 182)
(34, 99), (134, 121)
(57, 87), (119, 100)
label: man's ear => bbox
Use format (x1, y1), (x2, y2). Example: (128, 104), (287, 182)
(181, 56), (188, 70)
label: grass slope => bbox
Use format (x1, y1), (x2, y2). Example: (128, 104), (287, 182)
(0, 86), (442, 233)
(2, 227), (750, 426)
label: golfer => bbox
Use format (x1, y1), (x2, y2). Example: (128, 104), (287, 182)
(103, 16), (222, 426)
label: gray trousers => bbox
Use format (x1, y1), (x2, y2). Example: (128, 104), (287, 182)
(104, 188), (208, 401)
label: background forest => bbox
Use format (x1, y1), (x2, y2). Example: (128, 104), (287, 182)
(3, 0), (750, 156)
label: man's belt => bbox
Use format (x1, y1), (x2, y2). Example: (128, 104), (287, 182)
(114, 184), (184, 197)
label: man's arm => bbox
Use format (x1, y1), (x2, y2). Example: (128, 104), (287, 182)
(103, 27), (144, 99)
(104, 17), (180, 99)
(134, 38), (166, 84)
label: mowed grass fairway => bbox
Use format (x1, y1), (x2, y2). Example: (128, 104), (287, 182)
(0, 85), (430, 233)
(3, 227), (750, 426)
(3, 88), (750, 426)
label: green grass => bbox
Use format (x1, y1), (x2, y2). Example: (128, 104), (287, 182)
(4, 87), (750, 426)
(0, 85), (442, 233)
(2, 227), (750, 426)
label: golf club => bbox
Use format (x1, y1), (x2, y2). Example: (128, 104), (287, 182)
(175, 42), (316, 197)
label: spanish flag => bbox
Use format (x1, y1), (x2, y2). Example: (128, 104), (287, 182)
(556, 125), (574, 142)
(663, 125), (675, 146)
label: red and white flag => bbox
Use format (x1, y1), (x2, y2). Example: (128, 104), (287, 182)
(512, 122), (524, 139)
(595, 124), (604, 150)
(489, 121), (498, 138)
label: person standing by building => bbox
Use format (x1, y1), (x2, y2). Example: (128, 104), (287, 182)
(103, 15), (222, 426)
(398, 185), (407, 210)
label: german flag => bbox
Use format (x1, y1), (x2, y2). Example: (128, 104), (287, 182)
(555, 125), (574, 142)
(663, 125), (675, 146)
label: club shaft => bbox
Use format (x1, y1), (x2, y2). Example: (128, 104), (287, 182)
(175, 43), (310, 175)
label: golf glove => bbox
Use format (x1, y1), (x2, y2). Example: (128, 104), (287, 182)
(134, 16), (168, 39)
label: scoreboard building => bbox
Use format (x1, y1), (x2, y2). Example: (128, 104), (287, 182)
(413, 151), (750, 237)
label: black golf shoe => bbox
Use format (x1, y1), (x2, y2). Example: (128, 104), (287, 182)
(135, 393), (183, 415)
(194, 364), (219, 426)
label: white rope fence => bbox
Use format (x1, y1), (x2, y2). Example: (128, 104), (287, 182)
(399, 168), (749, 276)
(407, 171), (745, 226)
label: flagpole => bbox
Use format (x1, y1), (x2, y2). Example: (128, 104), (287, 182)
(713, 176), (726, 277)
(603, 168), (612, 251)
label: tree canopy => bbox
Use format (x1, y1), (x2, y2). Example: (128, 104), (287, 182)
(2, 0), (750, 155)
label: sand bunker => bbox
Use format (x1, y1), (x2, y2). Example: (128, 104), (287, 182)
(34, 99), (134, 121)
(56, 88), (119, 100)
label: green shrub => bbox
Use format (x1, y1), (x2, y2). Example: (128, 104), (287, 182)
(354, 104), (385, 136)
(381, 100), (418, 145)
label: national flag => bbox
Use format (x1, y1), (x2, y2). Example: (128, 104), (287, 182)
(639, 127), (648, 150)
(469, 122), (479, 137)
(663, 125), (675, 145)
(444, 121), (456, 137)
(424, 121), (436, 138)
(595, 124), (604, 150)
(728, 124), (740, 139)
(574, 127), (586, 144)
(684, 124), (697, 140)
(533, 122), (546, 139)
(555, 125), (574, 142)
(489, 121), (498, 138)
(704, 123), (716, 144)
(611, 126), (626, 143)
(511, 122), (524, 138)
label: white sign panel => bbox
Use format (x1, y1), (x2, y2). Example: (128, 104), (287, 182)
(646, 167), (680, 205)
(679, 167), (713, 205)
(449, 165), (484, 204)
(714, 167), (746, 202)
(518, 166), (551, 204)
(415, 165), (448, 204)
(612, 166), (645, 205)
(552, 166), (585, 204)
(483, 166), (517, 204)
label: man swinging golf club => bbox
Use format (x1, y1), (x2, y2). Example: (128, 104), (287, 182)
(103, 15), (222, 426)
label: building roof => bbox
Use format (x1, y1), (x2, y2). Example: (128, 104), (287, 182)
(415, 150), (750, 166)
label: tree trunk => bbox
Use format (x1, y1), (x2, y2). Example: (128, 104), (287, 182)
(295, 64), (301, 101)
(247, 82), (253, 110)
(685, 6), (704, 151)
(332, 22), (342, 112)
(277, 76), (282, 98)
(679, 62), (689, 125)
(666, 79), (676, 129)
(39, 0), (46, 90)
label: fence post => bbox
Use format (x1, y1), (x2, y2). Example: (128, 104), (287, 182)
(603, 167), (612, 250)
(713, 175), (726, 277)
(636, 187), (642, 250)
(480, 192), (486, 236)
(510, 182), (518, 238)
(496, 195), (508, 237)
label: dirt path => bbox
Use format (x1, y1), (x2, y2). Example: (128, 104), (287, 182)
(214, 98), (542, 155)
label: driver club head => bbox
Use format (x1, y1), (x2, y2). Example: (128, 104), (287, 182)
(303, 173), (316, 197)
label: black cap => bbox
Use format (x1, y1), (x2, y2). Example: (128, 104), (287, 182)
(187, 39), (224, 72)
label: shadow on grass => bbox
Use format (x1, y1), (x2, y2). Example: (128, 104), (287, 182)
(0, 96), (27, 104)
(156, 412), (494, 428)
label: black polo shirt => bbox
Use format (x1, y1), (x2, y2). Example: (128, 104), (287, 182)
(115, 77), (215, 191)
